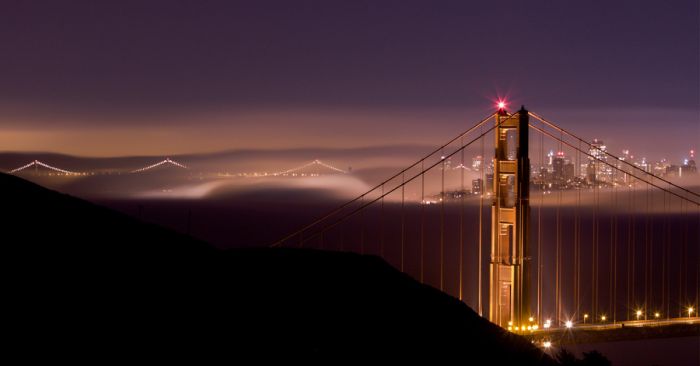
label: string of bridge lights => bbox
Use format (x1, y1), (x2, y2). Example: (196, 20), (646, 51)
(130, 158), (188, 173)
(5, 158), (348, 177)
(8, 160), (81, 175)
(273, 159), (348, 175)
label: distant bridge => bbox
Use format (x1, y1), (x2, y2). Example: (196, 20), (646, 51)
(7, 160), (82, 175)
(6, 157), (348, 178)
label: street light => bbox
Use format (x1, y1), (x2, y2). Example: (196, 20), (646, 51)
(689, 307), (695, 317)
(654, 312), (660, 319)
(565, 320), (573, 328)
(583, 314), (589, 323)
(543, 341), (552, 349)
(636, 310), (643, 320)
(601, 315), (607, 322)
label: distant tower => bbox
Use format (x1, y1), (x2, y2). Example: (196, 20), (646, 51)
(489, 106), (531, 329)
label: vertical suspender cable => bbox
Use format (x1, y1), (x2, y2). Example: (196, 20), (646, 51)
(627, 177), (633, 319)
(696, 204), (699, 312)
(440, 151), (446, 292)
(633, 179), (638, 319)
(380, 184), (385, 257)
(360, 195), (365, 255)
(420, 160), (425, 283)
(593, 156), (598, 320)
(664, 186), (670, 319)
(459, 136), (465, 301)
(401, 172), (405, 272)
(576, 140), (581, 318)
(611, 179), (617, 322)
(538, 120), (544, 322)
(556, 132), (562, 324)
(478, 126), (484, 316)
(678, 198), (684, 317)
(644, 179), (650, 319)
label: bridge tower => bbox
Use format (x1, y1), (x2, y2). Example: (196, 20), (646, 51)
(489, 106), (531, 329)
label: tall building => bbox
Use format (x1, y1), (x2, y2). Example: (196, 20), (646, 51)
(485, 173), (494, 194)
(563, 162), (575, 181)
(588, 139), (612, 183)
(472, 155), (483, 171)
(472, 178), (483, 195)
(552, 151), (565, 182)
(681, 149), (697, 175)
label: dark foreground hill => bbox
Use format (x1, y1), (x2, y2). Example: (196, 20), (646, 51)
(2, 172), (556, 363)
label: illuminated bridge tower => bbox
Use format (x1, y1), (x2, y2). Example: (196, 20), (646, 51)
(489, 106), (531, 329)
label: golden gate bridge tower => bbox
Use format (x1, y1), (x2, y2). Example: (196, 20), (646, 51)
(489, 105), (531, 329)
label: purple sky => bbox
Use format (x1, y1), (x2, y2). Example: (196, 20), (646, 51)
(1, 0), (697, 159)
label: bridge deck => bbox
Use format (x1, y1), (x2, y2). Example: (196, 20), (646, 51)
(523, 317), (699, 345)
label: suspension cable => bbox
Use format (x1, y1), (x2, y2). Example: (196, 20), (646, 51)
(286, 117), (510, 253)
(270, 113), (497, 247)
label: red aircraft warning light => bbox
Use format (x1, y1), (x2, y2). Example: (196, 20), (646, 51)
(496, 99), (509, 115)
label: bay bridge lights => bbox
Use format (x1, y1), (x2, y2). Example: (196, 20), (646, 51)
(5, 157), (349, 178)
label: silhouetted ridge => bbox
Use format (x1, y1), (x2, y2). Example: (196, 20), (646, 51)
(2, 172), (555, 363)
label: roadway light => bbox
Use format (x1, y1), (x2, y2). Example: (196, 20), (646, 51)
(565, 320), (573, 328)
(543, 341), (552, 349)
(601, 315), (607, 322)
(583, 314), (589, 323)
(654, 312), (660, 318)
(636, 310), (643, 320)
(529, 316), (534, 322)
(689, 307), (695, 317)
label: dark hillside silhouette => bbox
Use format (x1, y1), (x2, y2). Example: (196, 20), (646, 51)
(2, 172), (568, 363)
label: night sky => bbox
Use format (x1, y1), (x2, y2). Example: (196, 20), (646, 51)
(1, 0), (697, 158)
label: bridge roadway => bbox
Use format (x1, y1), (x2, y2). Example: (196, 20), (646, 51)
(523, 317), (699, 346)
